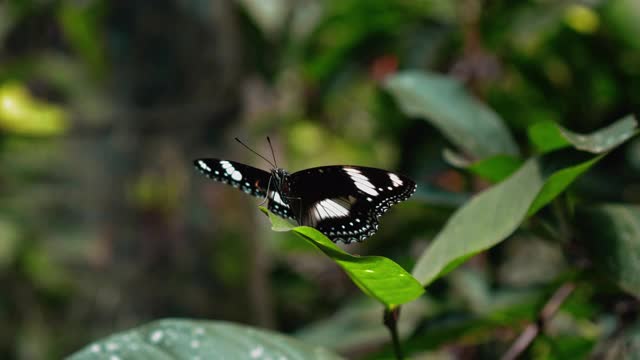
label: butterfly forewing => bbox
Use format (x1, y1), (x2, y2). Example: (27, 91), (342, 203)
(287, 166), (416, 243)
(194, 159), (271, 198)
(194, 158), (295, 219)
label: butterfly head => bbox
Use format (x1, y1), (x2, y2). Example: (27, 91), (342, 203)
(270, 168), (289, 186)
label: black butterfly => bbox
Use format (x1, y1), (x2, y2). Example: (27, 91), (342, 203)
(193, 157), (416, 244)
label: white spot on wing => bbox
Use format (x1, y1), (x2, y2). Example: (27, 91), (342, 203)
(344, 168), (379, 196)
(315, 203), (330, 219)
(389, 173), (403, 187)
(231, 171), (242, 181)
(269, 191), (289, 209)
(197, 160), (211, 171)
(318, 199), (350, 217)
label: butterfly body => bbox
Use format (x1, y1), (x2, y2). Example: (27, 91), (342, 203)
(194, 158), (416, 243)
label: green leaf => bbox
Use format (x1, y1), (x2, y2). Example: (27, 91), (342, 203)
(576, 204), (640, 297)
(528, 115), (638, 154)
(411, 153), (603, 287)
(558, 115), (638, 153)
(411, 115), (637, 287)
(412, 158), (542, 287)
(69, 319), (344, 360)
(263, 207), (299, 232)
(467, 155), (524, 183)
(384, 70), (519, 159)
(261, 208), (425, 309)
(527, 121), (570, 153)
(526, 155), (601, 216)
(0, 82), (68, 136)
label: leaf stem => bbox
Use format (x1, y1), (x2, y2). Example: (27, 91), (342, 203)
(384, 307), (404, 360)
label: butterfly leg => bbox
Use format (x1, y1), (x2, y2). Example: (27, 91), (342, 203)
(258, 176), (273, 206)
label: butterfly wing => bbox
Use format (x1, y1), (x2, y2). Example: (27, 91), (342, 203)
(287, 166), (416, 243)
(194, 158), (271, 198)
(194, 158), (295, 219)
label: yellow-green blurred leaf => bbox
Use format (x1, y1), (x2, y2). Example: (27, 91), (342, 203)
(564, 4), (599, 34)
(0, 82), (68, 136)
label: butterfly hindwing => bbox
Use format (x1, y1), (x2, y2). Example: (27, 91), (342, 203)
(287, 166), (416, 243)
(266, 188), (295, 219)
(194, 158), (271, 198)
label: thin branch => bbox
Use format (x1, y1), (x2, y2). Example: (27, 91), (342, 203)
(501, 283), (576, 360)
(384, 307), (404, 360)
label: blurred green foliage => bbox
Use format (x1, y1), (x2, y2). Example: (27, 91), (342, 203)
(1, 0), (640, 359)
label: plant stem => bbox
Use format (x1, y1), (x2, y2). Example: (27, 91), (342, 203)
(501, 282), (576, 360)
(384, 307), (404, 360)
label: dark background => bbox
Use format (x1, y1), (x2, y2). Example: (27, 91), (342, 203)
(1, 0), (639, 359)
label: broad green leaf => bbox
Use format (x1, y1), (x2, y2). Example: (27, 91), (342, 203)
(411, 115), (637, 287)
(412, 158), (542, 287)
(384, 70), (519, 158)
(261, 208), (425, 309)
(576, 204), (640, 297)
(411, 150), (624, 288)
(68, 319), (344, 360)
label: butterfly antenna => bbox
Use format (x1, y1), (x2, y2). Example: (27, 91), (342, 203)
(267, 136), (278, 168)
(235, 137), (276, 168)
